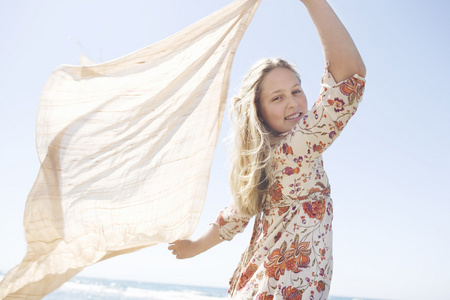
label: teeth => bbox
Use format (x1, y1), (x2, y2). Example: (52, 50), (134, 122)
(285, 112), (301, 120)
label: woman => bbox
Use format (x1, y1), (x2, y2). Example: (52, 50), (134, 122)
(169, 0), (366, 298)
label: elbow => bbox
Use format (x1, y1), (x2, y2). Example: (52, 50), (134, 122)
(355, 60), (366, 78)
(328, 58), (367, 83)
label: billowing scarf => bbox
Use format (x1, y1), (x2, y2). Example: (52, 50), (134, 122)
(0, 0), (261, 298)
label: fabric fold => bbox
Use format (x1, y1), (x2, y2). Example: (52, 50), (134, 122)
(0, 0), (261, 298)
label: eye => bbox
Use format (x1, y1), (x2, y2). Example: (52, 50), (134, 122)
(292, 89), (302, 95)
(272, 95), (282, 101)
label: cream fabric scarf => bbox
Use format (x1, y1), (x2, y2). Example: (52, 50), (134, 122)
(0, 0), (261, 298)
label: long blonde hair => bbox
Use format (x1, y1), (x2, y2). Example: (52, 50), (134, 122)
(230, 58), (300, 216)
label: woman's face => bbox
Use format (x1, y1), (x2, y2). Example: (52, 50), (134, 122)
(258, 67), (308, 134)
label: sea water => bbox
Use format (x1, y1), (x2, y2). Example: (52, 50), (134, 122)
(45, 276), (228, 300)
(0, 273), (381, 300)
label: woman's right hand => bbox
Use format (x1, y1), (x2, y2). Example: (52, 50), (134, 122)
(168, 224), (223, 259)
(168, 239), (201, 259)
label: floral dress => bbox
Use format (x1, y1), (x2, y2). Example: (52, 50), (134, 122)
(214, 67), (366, 300)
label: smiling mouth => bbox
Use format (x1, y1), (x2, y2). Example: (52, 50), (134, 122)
(285, 112), (302, 120)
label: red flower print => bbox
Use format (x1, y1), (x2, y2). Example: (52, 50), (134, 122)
(316, 280), (326, 293)
(334, 120), (344, 131)
(340, 77), (365, 104)
(216, 214), (226, 227)
(256, 292), (274, 300)
(308, 187), (321, 195)
(333, 97), (345, 112)
(269, 181), (283, 203)
(277, 206), (289, 216)
(327, 97), (345, 112)
(319, 248), (325, 255)
(274, 231), (282, 242)
(281, 286), (303, 300)
(236, 263), (258, 290)
(282, 166), (300, 176)
(327, 202), (333, 215)
(318, 248), (327, 263)
(281, 143), (294, 156)
(264, 241), (288, 280)
(263, 219), (270, 236)
(293, 156), (303, 167)
(312, 141), (326, 153)
(286, 234), (311, 272)
(302, 199), (326, 220)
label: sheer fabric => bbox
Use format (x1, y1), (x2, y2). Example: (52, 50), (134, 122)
(0, 0), (261, 298)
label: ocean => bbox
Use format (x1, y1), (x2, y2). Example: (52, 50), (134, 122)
(0, 273), (381, 300)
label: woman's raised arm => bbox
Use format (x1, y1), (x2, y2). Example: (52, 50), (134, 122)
(301, 0), (366, 82)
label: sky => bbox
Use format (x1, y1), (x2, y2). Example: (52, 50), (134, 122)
(0, 0), (449, 299)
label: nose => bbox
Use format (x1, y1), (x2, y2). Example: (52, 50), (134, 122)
(287, 94), (297, 109)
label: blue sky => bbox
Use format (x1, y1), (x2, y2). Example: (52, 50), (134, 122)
(1, 1), (449, 299)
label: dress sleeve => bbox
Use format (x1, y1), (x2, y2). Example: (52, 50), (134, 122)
(213, 205), (251, 241)
(283, 66), (366, 159)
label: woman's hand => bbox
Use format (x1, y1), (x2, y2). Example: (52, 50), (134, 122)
(168, 224), (223, 259)
(168, 239), (202, 259)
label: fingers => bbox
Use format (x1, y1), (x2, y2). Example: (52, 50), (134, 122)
(168, 240), (179, 250)
(168, 240), (194, 259)
(168, 241), (180, 258)
(169, 247), (178, 258)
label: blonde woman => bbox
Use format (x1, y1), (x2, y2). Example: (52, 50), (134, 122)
(169, 0), (366, 298)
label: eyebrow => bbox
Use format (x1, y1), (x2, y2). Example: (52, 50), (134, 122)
(269, 83), (301, 95)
